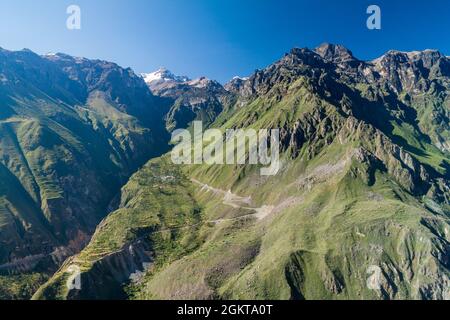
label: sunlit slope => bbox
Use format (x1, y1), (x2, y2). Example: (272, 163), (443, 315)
(134, 101), (449, 300)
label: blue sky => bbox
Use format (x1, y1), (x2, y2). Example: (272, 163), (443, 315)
(0, 0), (449, 83)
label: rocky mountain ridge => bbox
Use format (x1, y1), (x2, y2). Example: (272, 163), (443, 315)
(32, 44), (449, 300)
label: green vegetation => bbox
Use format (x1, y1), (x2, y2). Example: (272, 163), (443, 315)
(0, 273), (48, 300)
(36, 85), (450, 299)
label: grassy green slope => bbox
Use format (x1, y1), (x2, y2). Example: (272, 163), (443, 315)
(135, 145), (449, 300)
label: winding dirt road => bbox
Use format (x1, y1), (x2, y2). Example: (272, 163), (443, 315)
(191, 178), (274, 222)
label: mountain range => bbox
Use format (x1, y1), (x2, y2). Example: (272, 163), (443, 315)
(0, 43), (449, 300)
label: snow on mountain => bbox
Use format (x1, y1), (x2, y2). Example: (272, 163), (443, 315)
(141, 67), (190, 85)
(232, 76), (249, 81)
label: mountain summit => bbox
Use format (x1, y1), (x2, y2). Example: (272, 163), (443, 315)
(314, 43), (357, 63)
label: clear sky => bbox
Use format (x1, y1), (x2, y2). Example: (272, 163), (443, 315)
(0, 0), (449, 83)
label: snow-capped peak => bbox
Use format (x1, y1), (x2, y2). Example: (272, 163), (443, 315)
(141, 67), (190, 85)
(232, 76), (249, 81)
